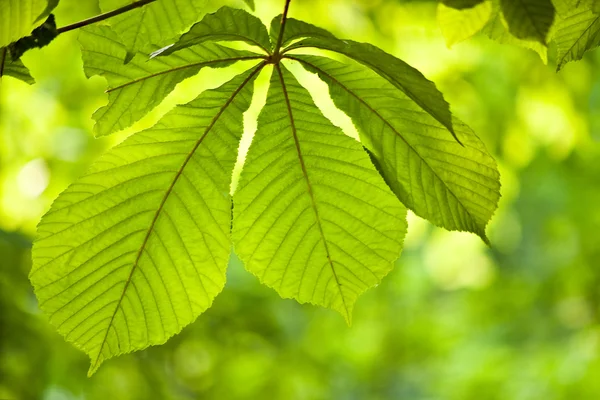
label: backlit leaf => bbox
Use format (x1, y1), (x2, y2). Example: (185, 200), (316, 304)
(30, 65), (261, 376)
(290, 55), (501, 241)
(438, 0), (494, 47)
(232, 64), (407, 323)
(79, 25), (263, 136)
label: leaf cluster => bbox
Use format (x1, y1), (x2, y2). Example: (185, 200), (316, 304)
(22, 2), (501, 374)
(438, 0), (600, 70)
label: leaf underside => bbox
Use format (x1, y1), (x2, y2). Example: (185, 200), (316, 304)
(31, 5), (501, 375)
(0, 0), (47, 48)
(31, 66), (259, 375)
(232, 64), (407, 324)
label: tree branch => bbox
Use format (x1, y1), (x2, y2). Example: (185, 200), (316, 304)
(57, 0), (157, 34)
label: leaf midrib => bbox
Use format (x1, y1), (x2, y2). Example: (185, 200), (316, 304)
(106, 55), (265, 93)
(287, 56), (483, 233)
(274, 64), (350, 320)
(91, 62), (265, 371)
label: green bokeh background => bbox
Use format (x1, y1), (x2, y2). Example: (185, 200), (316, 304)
(2, 0), (600, 399)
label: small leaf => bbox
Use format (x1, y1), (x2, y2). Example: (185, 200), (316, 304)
(242, 0), (255, 11)
(281, 18), (459, 142)
(153, 6), (272, 57)
(441, 0), (487, 9)
(232, 64), (407, 323)
(99, 0), (209, 56)
(482, 8), (548, 62)
(438, 1), (494, 47)
(79, 25), (263, 137)
(30, 65), (261, 376)
(552, 7), (600, 70)
(0, 0), (47, 48)
(500, 0), (556, 43)
(0, 48), (35, 84)
(291, 55), (500, 241)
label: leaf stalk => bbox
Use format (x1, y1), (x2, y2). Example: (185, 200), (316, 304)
(273, 0), (292, 56)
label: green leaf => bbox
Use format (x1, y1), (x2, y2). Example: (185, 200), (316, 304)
(242, 0), (255, 11)
(500, 0), (556, 43)
(0, 48), (35, 84)
(153, 6), (271, 57)
(79, 25), (263, 137)
(289, 55), (501, 241)
(441, 0), (486, 9)
(8, 13), (58, 60)
(438, 1), (494, 47)
(29, 65), (261, 376)
(482, 7), (548, 62)
(99, 0), (209, 56)
(232, 64), (407, 323)
(552, 7), (600, 70)
(280, 18), (459, 142)
(0, 0), (47, 48)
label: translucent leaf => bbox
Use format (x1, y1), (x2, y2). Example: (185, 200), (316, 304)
(482, 8), (548, 62)
(552, 7), (600, 70)
(280, 18), (459, 141)
(500, 0), (555, 43)
(438, 1), (494, 47)
(99, 0), (209, 56)
(0, 48), (35, 84)
(30, 65), (261, 376)
(290, 55), (501, 241)
(154, 6), (271, 57)
(0, 0), (46, 48)
(232, 65), (407, 323)
(79, 25), (263, 137)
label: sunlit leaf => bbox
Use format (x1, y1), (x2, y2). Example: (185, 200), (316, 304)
(482, 8), (548, 62)
(79, 25), (263, 137)
(438, 0), (493, 47)
(232, 64), (407, 323)
(30, 66), (261, 376)
(0, 0), (47, 48)
(552, 7), (600, 70)
(99, 0), (209, 57)
(290, 55), (501, 241)
(280, 18), (459, 141)
(154, 6), (272, 56)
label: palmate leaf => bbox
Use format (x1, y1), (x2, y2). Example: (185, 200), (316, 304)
(232, 65), (407, 323)
(500, 0), (555, 43)
(0, 0), (47, 48)
(0, 48), (35, 84)
(32, 5), (501, 374)
(30, 65), (261, 376)
(552, 6), (600, 70)
(79, 25), (263, 136)
(99, 0), (209, 59)
(289, 55), (500, 241)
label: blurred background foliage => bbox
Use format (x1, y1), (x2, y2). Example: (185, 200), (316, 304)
(2, 0), (600, 399)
